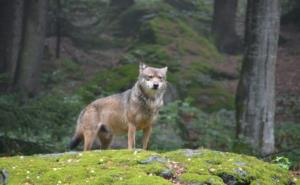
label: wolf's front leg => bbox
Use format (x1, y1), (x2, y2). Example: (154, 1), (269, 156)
(142, 126), (152, 150)
(128, 123), (136, 149)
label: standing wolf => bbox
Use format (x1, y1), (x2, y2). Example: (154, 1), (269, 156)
(70, 63), (168, 150)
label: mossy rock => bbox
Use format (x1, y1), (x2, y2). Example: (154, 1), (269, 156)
(0, 149), (298, 185)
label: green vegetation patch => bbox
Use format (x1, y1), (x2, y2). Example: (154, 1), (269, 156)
(0, 149), (298, 185)
(77, 64), (138, 103)
(0, 93), (84, 154)
(180, 173), (224, 185)
(165, 149), (296, 185)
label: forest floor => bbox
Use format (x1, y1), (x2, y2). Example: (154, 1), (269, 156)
(276, 24), (300, 123)
(277, 24), (300, 176)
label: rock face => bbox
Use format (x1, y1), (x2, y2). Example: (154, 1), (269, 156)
(0, 149), (298, 185)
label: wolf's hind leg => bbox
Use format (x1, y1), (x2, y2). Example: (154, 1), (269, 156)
(98, 124), (113, 149)
(83, 131), (98, 151)
(81, 106), (99, 151)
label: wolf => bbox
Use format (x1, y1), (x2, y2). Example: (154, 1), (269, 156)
(69, 63), (168, 150)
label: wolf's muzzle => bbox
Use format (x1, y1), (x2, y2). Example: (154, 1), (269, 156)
(153, 84), (159, 90)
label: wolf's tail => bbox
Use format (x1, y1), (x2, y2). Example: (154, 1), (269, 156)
(69, 109), (85, 149)
(69, 133), (82, 149)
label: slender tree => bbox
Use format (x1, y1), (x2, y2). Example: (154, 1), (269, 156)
(236, 0), (280, 155)
(212, 0), (240, 54)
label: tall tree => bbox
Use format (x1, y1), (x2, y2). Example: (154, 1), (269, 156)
(236, 0), (280, 155)
(212, 0), (240, 54)
(16, 0), (48, 96)
(0, 0), (48, 96)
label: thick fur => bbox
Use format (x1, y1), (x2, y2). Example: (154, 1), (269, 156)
(70, 63), (168, 150)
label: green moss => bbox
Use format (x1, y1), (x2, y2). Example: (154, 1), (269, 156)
(175, 60), (234, 111)
(139, 15), (221, 61)
(0, 149), (297, 185)
(140, 162), (167, 175)
(165, 149), (294, 185)
(180, 173), (224, 185)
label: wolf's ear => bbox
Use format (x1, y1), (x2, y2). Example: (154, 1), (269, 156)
(161, 66), (168, 75)
(139, 63), (147, 73)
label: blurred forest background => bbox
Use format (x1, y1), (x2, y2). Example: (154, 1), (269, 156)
(0, 0), (299, 170)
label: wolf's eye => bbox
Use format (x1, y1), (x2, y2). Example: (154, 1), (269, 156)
(148, 75), (153, 79)
(158, 76), (163, 79)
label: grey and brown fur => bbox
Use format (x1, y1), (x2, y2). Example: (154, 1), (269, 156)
(70, 63), (168, 150)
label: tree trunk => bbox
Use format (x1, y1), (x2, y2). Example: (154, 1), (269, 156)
(55, 0), (61, 59)
(16, 0), (48, 96)
(0, 0), (24, 91)
(236, 0), (280, 155)
(212, 0), (241, 54)
(8, 0), (24, 88)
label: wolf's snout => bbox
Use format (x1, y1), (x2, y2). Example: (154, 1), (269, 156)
(153, 84), (159, 89)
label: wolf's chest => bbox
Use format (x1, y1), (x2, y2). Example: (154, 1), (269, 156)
(127, 107), (158, 129)
(134, 112), (158, 129)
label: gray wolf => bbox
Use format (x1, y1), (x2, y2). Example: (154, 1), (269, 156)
(69, 63), (168, 150)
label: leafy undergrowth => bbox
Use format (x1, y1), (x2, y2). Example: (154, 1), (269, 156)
(0, 149), (298, 185)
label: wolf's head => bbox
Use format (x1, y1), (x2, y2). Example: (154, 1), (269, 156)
(138, 63), (168, 97)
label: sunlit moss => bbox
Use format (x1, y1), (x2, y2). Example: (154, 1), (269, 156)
(180, 173), (225, 185)
(0, 149), (297, 185)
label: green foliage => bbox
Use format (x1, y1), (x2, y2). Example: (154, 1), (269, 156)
(276, 122), (300, 150)
(276, 95), (300, 119)
(77, 64), (138, 104)
(175, 100), (236, 150)
(41, 58), (83, 87)
(272, 156), (291, 170)
(0, 72), (9, 84)
(275, 96), (300, 169)
(60, 58), (81, 74)
(0, 93), (84, 153)
(139, 99), (236, 151)
(275, 121), (300, 169)
(147, 100), (184, 150)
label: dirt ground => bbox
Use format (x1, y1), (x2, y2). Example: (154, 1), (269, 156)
(276, 25), (300, 123)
